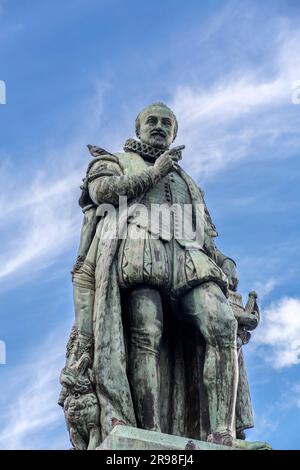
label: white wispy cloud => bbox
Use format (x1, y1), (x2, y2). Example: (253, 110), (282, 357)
(2, 11), (299, 285)
(253, 297), (300, 368)
(248, 411), (280, 442)
(0, 325), (70, 449)
(253, 278), (278, 301)
(171, 26), (300, 178)
(0, 84), (111, 284)
(0, 0), (23, 40)
(291, 383), (300, 410)
(247, 378), (300, 445)
(0, 172), (81, 281)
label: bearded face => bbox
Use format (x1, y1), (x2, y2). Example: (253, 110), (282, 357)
(137, 105), (176, 149)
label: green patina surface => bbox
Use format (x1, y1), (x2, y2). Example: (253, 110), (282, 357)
(98, 425), (270, 451)
(59, 102), (271, 451)
(98, 425), (233, 450)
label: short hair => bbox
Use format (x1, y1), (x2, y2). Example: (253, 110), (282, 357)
(135, 102), (178, 141)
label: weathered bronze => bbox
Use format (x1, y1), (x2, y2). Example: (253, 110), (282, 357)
(59, 102), (270, 450)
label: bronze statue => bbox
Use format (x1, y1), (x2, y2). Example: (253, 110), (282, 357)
(59, 102), (270, 450)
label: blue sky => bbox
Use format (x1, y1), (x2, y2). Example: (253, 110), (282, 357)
(0, 0), (300, 450)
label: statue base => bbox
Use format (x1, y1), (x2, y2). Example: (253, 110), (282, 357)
(97, 425), (234, 451)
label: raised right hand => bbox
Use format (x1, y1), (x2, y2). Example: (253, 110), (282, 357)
(154, 145), (185, 177)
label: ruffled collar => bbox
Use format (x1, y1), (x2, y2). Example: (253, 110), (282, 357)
(123, 138), (167, 162)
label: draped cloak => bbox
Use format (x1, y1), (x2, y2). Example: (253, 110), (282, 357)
(77, 150), (254, 442)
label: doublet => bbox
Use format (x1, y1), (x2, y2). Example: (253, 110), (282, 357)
(86, 150), (228, 298)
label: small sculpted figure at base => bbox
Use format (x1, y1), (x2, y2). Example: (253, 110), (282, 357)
(59, 102), (271, 450)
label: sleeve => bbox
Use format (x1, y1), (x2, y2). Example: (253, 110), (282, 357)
(203, 195), (236, 268)
(87, 155), (160, 206)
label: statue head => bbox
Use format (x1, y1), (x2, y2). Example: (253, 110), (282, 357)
(135, 102), (178, 149)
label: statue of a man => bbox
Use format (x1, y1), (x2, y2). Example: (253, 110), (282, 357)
(59, 102), (269, 450)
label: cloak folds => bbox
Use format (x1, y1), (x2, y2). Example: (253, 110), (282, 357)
(85, 163), (254, 442)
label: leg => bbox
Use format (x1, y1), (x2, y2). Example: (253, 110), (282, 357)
(72, 234), (98, 338)
(180, 281), (238, 444)
(59, 238), (97, 407)
(128, 286), (163, 431)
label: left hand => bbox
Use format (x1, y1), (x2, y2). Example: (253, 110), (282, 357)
(222, 259), (239, 291)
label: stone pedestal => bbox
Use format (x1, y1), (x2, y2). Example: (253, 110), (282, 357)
(97, 425), (234, 451)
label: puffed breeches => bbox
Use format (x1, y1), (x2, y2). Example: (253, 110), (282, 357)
(117, 225), (228, 298)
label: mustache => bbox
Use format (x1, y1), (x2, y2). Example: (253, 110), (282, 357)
(150, 129), (167, 138)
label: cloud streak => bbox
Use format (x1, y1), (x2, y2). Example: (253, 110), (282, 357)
(0, 325), (70, 449)
(171, 26), (300, 178)
(0, 84), (110, 284)
(254, 297), (300, 368)
(0, 172), (80, 280)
